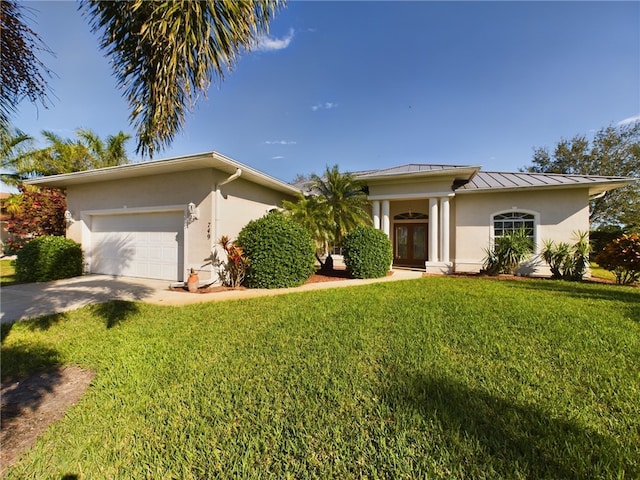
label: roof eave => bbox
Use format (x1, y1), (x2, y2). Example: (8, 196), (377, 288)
(356, 166), (481, 183)
(25, 151), (301, 196)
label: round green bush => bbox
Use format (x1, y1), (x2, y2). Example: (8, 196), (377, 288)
(342, 226), (393, 279)
(16, 236), (84, 283)
(237, 211), (315, 289)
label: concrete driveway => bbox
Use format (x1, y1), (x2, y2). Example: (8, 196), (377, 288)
(1, 269), (424, 324)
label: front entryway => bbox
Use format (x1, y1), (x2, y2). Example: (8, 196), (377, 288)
(394, 223), (428, 267)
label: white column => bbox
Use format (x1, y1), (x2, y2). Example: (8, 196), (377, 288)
(441, 197), (450, 263)
(381, 200), (390, 237)
(429, 198), (439, 262)
(372, 200), (381, 230)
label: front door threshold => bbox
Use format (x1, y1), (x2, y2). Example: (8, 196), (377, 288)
(425, 262), (453, 274)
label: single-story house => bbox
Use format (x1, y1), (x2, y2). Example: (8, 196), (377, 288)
(28, 151), (635, 281)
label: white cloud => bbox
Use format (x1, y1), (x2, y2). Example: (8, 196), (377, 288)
(253, 28), (294, 52)
(311, 102), (338, 111)
(264, 140), (296, 145)
(618, 115), (640, 125)
(272, 156), (285, 160)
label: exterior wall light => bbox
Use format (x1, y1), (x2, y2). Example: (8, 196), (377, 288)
(64, 210), (74, 227)
(187, 202), (199, 223)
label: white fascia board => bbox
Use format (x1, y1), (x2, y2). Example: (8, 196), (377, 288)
(26, 151), (301, 196)
(356, 166), (481, 183)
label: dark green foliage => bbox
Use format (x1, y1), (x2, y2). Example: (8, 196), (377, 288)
(15, 235), (83, 282)
(342, 225), (393, 279)
(590, 226), (624, 259)
(483, 228), (534, 275)
(237, 211), (315, 289)
(524, 123), (639, 229)
(595, 233), (640, 285)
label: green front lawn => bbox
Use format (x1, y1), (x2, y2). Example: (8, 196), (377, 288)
(2, 277), (639, 479)
(0, 258), (17, 286)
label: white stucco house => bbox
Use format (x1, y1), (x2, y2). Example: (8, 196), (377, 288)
(28, 151), (635, 281)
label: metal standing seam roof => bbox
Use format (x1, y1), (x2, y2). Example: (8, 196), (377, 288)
(353, 163), (476, 178)
(456, 170), (635, 193)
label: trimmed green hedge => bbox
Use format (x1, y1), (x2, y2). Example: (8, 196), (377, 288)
(237, 211), (315, 289)
(15, 236), (83, 283)
(342, 226), (393, 279)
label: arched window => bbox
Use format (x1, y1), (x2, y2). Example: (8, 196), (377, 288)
(394, 212), (428, 220)
(493, 211), (535, 239)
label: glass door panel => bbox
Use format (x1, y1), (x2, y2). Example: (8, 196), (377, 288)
(394, 223), (428, 266)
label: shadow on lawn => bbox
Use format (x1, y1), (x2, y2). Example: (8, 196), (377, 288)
(92, 300), (141, 329)
(502, 279), (640, 322)
(1, 341), (62, 382)
(382, 369), (634, 479)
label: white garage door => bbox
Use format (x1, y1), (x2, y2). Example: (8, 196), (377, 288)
(90, 212), (184, 280)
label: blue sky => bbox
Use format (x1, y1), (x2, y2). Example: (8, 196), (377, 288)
(10, 0), (640, 188)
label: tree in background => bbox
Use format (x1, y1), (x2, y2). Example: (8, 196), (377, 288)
(2, 128), (131, 185)
(0, 0), (53, 136)
(5, 184), (66, 252)
(524, 122), (639, 231)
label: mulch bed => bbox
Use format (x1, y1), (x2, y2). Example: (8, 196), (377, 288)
(170, 267), (356, 293)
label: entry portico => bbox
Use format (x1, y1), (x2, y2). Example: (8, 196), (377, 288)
(355, 164), (480, 274)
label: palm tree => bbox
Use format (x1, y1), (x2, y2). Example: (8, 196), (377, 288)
(1, 127), (35, 186)
(0, 1), (53, 137)
(284, 165), (371, 270)
(282, 194), (333, 260)
(310, 165), (371, 246)
(80, 0), (284, 158)
(6, 129), (131, 182)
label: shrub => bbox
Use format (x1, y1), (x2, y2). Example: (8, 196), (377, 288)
(483, 228), (534, 275)
(15, 236), (83, 283)
(342, 226), (393, 279)
(595, 233), (640, 285)
(236, 211), (315, 289)
(541, 231), (591, 281)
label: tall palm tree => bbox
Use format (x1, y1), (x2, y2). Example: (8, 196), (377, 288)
(80, 0), (284, 158)
(310, 165), (371, 246)
(7, 128), (131, 182)
(0, 1), (53, 137)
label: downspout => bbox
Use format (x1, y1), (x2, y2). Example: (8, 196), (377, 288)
(590, 191), (607, 201)
(212, 168), (242, 275)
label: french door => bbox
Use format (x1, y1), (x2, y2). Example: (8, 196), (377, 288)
(394, 223), (428, 267)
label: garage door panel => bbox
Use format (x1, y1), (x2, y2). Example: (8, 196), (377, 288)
(90, 212), (184, 281)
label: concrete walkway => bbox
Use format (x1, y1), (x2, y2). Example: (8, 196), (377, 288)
(1, 269), (424, 324)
